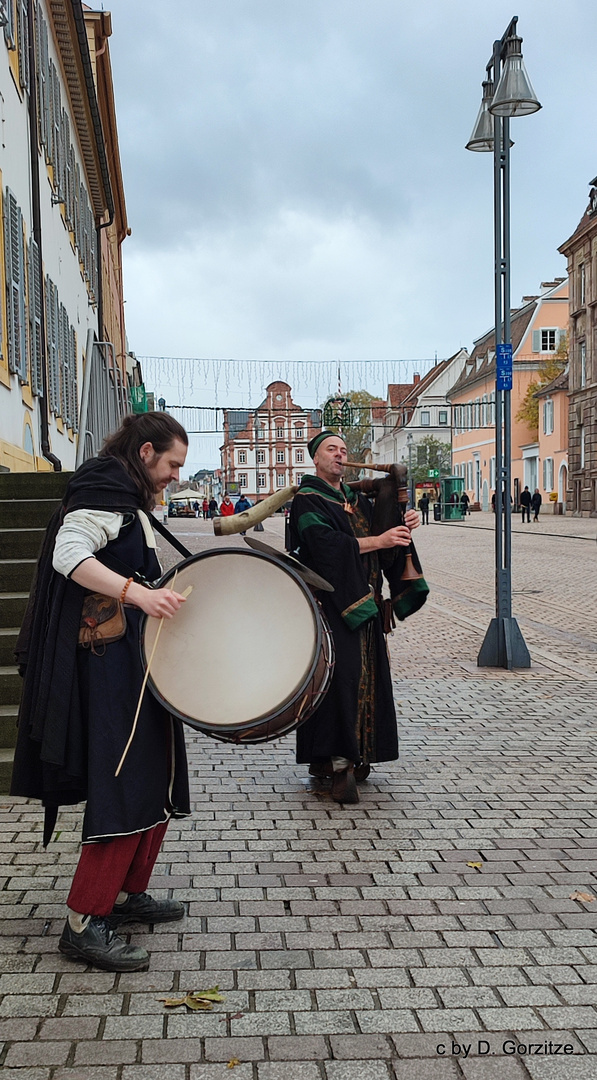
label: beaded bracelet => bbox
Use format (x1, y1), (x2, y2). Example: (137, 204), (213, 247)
(120, 577), (134, 603)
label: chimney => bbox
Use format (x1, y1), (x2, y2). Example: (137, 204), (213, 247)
(413, 372), (420, 385)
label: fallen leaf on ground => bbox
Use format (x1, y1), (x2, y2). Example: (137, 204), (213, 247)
(466, 861), (483, 870)
(570, 891), (596, 903)
(160, 987), (226, 1011)
(227, 1060), (241, 1069)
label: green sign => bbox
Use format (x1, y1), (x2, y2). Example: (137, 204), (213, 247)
(428, 469), (440, 478)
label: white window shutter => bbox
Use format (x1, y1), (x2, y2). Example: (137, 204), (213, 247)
(532, 330), (540, 353)
(556, 328), (566, 350)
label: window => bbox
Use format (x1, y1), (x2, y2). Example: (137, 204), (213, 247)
(257, 473), (266, 488)
(466, 461), (473, 491)
(473, 400), (480, 428)
(439, 410), (448, 425)
(238, 473), (247, 488)
(276, 426), (284, 438)
(420, 410), (430, 426)
(580, 426), (585, 469)
(257, 449), (265, 464)
(481, 396), (488, 427)
(276, 450), (285, 464)
(257, 426), (265, 439)
(295, 425), (304, 439)
(542, 329), (556, 352)
(296, 472), (304, 483)
(580, 341), (586, 387)
(238, 450), (246, 464)
(295, 449), (304, 463)
(580, 263), (586, 307)
(543, 399), (554, 436)
(543, 458), (554, 491)
(276, 473), (285, 487)
(490, 457), (496, 488)
(466, 404), (472, 430)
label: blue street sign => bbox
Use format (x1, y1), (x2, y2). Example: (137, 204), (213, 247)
(496, 343), (513, 391)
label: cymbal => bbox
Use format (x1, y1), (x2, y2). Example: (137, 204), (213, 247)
(243, 537), (334, 592)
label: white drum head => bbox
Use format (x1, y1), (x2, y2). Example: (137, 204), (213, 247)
(144, 551), (318, 727)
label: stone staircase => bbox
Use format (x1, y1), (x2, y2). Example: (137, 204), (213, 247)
(0, 471), (71, 793)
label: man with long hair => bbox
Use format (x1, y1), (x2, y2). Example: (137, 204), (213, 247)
(12, 413), (191, 971)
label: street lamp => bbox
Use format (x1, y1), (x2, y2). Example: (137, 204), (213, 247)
(466, 17), (540, 670)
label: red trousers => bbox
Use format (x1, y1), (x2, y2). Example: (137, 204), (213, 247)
(67, 821), (169, 917)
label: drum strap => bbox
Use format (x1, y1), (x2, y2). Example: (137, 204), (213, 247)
(151, 517), (193, 560)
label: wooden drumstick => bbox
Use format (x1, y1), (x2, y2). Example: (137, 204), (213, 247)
(114, 573), (189, 777)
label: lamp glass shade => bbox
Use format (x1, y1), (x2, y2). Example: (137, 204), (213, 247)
(466, 84), (494, 152)
(489, 36), (541, 116)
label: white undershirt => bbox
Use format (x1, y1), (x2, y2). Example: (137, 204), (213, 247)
(52, 509), (157, 578)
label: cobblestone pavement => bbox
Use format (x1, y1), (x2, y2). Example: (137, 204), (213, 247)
(1, 513), (597, 1078)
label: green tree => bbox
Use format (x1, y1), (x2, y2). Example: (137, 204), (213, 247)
(516, 333), (568, 434)
(406, 435), (452, 484)
(321, 389), (377, 479)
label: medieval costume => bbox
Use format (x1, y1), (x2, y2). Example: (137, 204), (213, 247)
(11, 454), (190, 969)
(289, 473), (399, 773)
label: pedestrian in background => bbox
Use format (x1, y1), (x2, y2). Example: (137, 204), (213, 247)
(460, 491), (470, 518)
(418, 493), (430, 524)
(208, 497), (218, 518)
(192, 500), (199, 518)
(531, 488), (542, 522)
(202, 499), (209, 519)
(520, 485), (531, 523)
(220, 494), (235, 517)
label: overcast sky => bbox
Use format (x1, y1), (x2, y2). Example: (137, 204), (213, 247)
(106, 0), (596, 467)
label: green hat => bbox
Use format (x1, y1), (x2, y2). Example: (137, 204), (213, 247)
(307, 429), (346, 459)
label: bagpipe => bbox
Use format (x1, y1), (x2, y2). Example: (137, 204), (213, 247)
(347, 462), (429, 623)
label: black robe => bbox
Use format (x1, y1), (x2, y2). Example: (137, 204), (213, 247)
(10, 455), (190, 844)
(289, 475), (398, 766)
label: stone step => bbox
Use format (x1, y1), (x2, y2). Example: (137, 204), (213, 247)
(0, 595), (29, 629)
(0, 706), (18, 749)
(0, 559), (37, 592)
(0, 471), (71, 499)
(0, 499), (62, 529)
(0, 629), (18, 667)
(0, 666), (21, 708)
(0, 747), (14, 795)
(0, 528), (44, 560)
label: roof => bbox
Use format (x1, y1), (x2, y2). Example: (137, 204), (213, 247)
(534, 368), (569, 399)
(397, 358), (451, 408)
(387, 384), (414, 408)
(448, 303), (536, 396)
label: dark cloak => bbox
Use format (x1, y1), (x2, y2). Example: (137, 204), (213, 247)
(289, 474), (398, 766)
(10, 455), (190, 843)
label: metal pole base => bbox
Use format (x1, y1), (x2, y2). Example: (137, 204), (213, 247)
(477, 617), (531, 670)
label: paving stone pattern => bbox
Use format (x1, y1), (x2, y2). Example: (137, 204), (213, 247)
(1, 515), (597, 1077)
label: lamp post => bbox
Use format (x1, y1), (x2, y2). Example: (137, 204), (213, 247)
(466, 17), (540, 670)
(407, 432), (414, 507)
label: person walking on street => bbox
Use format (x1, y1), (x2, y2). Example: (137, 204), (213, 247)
(208, 498), (218, 518)
(220, 494), (235, 517)
(520, 485), (532, 523)
(460, 491), (470, 518)
(531, 488), (542, 522)
(202, 499), (209, 520)
(418, 493), (430, 524)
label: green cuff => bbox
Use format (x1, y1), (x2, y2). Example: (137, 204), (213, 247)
(343, 594), (379, 630)
(392, 577), (429, 621)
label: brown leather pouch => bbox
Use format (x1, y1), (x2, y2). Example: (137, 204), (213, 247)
(78, 593), (126, 653)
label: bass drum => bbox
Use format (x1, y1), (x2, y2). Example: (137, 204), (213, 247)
(141, 548), (334, 744)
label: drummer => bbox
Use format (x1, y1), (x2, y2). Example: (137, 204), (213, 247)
(11, 413), (191, 972)
(289, 430), (420, 804)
